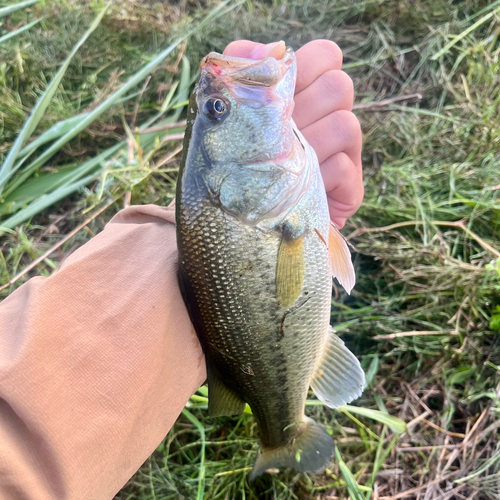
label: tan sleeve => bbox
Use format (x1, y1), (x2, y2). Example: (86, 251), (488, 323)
(0, 204), (206, 500)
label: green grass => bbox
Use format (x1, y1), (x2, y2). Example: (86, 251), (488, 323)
(1, 0), (500, 499)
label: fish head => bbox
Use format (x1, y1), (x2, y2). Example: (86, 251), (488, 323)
(180, 47), (315, 226)
(196, 48), (296, 165)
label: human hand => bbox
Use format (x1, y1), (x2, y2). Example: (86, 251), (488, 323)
(223, 40), (363, 229)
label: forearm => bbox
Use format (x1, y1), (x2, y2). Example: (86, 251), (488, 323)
(0, 204), (205, 500)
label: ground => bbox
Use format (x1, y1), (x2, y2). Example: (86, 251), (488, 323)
(1, 0), (499, 499)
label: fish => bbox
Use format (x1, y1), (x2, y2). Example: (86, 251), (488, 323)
(176, 45), (365, 479)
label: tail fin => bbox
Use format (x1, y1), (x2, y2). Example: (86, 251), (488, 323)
(249, 417), (334, 480)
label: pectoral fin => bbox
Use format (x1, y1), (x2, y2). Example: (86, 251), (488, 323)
(328, 223), (356, 294)
(311, 327), (365, 409)
(207, 363), (246, 417)
(276, 225), (305, 308)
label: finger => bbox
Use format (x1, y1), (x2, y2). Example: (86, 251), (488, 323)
(224, 39), (343, 91)
(302, 110), (362, 166)
(223, 40), (286, 60)
(293, 70), (354, 129)
(320, 152), (364, 228)
(223, 40), (260, 58)
(295, 40), (343, 94)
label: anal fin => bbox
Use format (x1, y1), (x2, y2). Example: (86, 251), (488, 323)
(311, 327), (365, 409)
(207, 363), (246, 417)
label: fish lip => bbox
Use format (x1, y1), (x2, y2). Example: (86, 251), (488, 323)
(202, 47), (294, 68)
(201, 47), (295, 87)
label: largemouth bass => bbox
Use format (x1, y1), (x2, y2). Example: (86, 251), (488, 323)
(176, 45), (365, 479)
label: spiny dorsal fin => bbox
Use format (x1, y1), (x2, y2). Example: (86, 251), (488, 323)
(311, 327), (365, 409)
(207, 363), (246, 417)
(328, 223), (356, 295)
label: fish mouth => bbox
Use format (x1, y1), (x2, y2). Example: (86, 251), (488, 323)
(201, 47), (295, 88)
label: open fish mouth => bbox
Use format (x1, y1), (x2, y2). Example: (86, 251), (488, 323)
(201, 48), (295, 87)
(200, 48), (297, 117)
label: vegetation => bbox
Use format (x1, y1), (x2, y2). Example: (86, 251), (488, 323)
(1, 0), (499, 498)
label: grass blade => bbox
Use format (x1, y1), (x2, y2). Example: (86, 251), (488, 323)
(303, 400), (406, 434)
(0, 174), (96, 233)
(4, 0), (239, 196)
(338, 405), (406, 434)
(168, 55), (190, 119)
(339, 406), (406, 434)
(0, 141), (123, 230)
(181, 409), (206, 500)
(3, 137), (121, 201)
(364, 430), (398, 499)
(18, 90), (141, 159)
(0, 0), (39, 18)
(335, 447), (365, 500)
(0, 166), (79, 217)
(432, 8), (500, 60)
(0, 4), (109, 192)
(0, 17), (41, 46)
(461, 0), (500, 24)
(18, 113), (90, 158)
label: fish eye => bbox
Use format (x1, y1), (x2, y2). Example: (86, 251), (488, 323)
(203, 97), (229, 121)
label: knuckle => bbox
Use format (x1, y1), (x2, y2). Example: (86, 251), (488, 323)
(354, 181), (365, 209)
(338, 71), (355, 99)
(335, 110), (362, 147)
(324, 152), (364, 220)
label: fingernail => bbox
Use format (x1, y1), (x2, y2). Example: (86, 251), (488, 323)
(250, 41), (286, 60)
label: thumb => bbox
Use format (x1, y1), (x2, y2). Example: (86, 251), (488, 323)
(223, 40), (286, 60)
